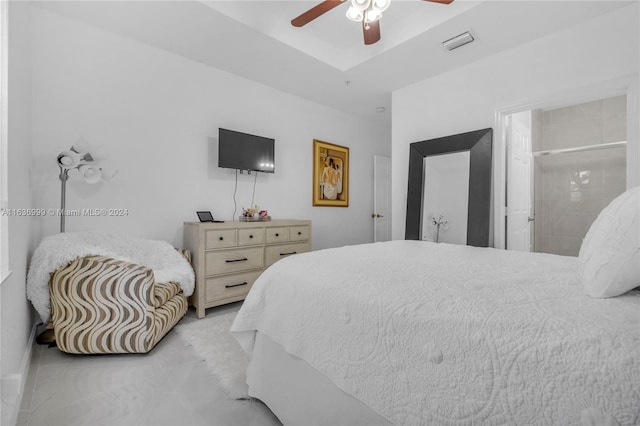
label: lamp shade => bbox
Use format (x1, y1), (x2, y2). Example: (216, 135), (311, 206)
(100, 167), (118, 181)
(371, 0), (391, 13)
(57, 151), (81, 169)
(364, 8), (383, 22)
(91, 145), (108, 161)
(346, 6), (363, 21)
(78, 165), (102, 184)
(351, 0), (371, 11)
(71, 139), (91, 154)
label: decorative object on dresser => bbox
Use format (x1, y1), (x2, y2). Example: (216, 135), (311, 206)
(184, 219), (312, 318)
(240, 206), (270, 221)
(56, 138), (118, 232)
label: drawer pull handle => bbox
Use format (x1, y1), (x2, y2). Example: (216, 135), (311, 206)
(226, 258), (248, 263)
(275, 233), (279, 237)
(249, 235), (253, 239)
(298, 232), (302, 235)
(219, 237), (224, 241)
(280, 251), (297, 256)
(225, 282), (248, 289)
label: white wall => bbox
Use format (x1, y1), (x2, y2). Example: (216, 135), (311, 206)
(2, 2), (36, 425)
(29, 6), (391, 250)
(391, 4), (639, 240)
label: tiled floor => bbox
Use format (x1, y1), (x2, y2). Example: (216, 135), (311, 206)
(17, 304), (282, 426)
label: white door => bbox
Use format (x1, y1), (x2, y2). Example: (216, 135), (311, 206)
(373, 155), (391, 242)
(506, 112), (533, 251)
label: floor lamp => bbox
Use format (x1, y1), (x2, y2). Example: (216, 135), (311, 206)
(57, 141), (117, 233)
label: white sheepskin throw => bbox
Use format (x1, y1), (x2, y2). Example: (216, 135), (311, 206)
(27, 231), (195, 323)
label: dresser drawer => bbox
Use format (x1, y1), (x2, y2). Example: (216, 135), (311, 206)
(265, 242), (309, 267)
(205, 247), (264, 276)
(205, 270), (262, 303)
(289, 225), (310, 242)
(266, 227), (290, 244)
(205, 229), (237, 249)
(238, 228), (264, 246)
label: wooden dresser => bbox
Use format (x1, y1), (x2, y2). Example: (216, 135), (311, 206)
(183, 219), (312, 318)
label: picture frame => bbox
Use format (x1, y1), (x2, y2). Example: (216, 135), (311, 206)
(312, 139), (349, 207)
(196, 211), (215, 222)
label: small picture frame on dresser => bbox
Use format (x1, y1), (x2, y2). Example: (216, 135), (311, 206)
(197, 211), (224, 223)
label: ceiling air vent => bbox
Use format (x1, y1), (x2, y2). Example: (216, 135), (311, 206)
(442, 31), (475, 51)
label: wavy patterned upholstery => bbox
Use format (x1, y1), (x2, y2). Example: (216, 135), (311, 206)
(49, 255), (188, 354)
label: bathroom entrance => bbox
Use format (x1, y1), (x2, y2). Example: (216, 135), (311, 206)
(505, 95), (627, 256)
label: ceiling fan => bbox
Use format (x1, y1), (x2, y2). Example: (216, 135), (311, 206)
(291, 0), (454, 46)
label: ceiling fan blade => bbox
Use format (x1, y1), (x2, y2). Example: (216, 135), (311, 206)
(291, 1), (346, 27)
(422, 0), (454, 4)
(363, 20), (381, 45)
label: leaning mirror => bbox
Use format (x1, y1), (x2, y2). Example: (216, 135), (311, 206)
(405, 128), (493, 247)
(422, 151), (471, 244)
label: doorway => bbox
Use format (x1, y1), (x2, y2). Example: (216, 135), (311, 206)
(373, 155), (391, 242)
(505, 95), (627, 256)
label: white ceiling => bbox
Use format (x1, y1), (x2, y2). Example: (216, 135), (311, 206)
(201, 0), (485, 71)
(34, 1), (633, 126)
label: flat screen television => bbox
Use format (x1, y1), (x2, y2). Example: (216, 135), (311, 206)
(218, 128), (275, 173)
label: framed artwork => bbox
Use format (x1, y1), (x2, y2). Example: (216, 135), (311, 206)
(312, 139), (349, 207)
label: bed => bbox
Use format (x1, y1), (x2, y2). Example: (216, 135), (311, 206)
(231, 189), (640, 426)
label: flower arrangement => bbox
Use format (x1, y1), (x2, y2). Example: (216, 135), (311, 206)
(431, 214), (449, 243)
(240, 206), (270, 221)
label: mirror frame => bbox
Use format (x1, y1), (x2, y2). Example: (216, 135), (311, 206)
(405, 128), (493, 247)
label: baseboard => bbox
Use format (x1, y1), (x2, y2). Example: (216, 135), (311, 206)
(1, 318), (37, 426)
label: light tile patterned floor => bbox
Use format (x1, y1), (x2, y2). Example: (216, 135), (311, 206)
(17, 304), (282, 426)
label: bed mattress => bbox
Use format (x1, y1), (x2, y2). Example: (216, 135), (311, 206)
(232, 241), (640, 425)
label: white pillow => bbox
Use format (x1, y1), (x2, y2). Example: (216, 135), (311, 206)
(578, 186), (640, 298)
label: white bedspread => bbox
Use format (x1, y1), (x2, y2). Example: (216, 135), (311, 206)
(27, 231), (195, 323)
(231, 241), (640, 426)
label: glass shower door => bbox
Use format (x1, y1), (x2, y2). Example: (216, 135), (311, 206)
(531, 95), (627, 257)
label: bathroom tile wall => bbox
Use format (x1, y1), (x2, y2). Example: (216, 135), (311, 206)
(532, 95), (627, 256)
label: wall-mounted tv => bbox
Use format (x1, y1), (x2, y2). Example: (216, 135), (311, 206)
(218, 128), (275, 173)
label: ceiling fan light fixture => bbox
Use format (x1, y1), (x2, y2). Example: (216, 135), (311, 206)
(351, 0), (372, 12)
(291, 0), (455, 46)
(371, 0), (391, 13)
(364, 9), (383, 23)
(346, 6), (364, 22)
